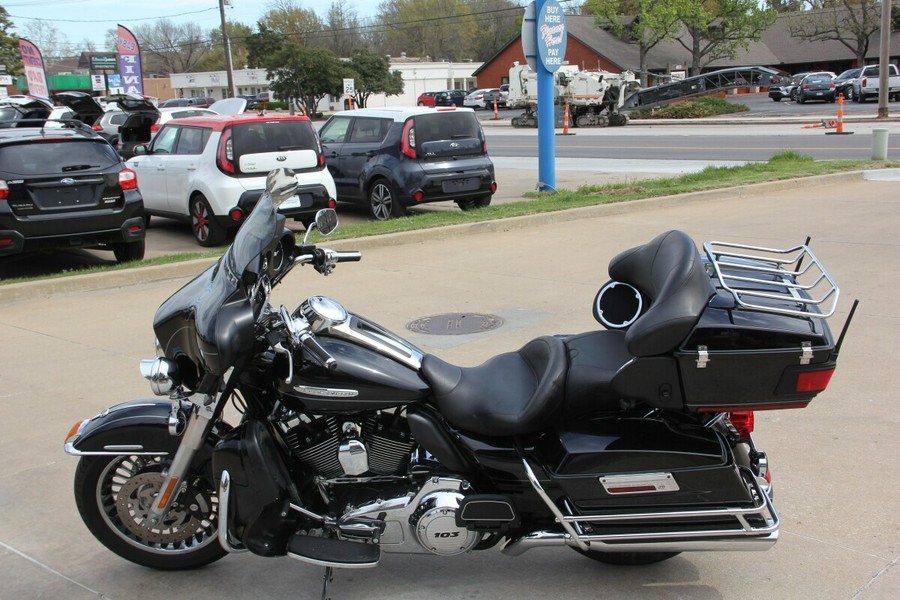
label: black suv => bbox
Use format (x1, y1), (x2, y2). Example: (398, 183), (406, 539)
(318, 107), (496, 220)
(0, 101), (146, 263)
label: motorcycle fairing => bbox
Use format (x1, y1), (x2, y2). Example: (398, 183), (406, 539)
(65, 399), (175, 456)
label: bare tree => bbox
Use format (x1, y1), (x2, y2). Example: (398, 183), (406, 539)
(22, 20), (70, 67)
(323, 0), (364, 57)
(788, 1), (885, 67)
(134, 19), (211, 75)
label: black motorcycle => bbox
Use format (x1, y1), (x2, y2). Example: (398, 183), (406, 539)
(65, 169), (854, 595)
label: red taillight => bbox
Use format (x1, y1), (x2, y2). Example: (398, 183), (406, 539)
(0, 237), (13, 246)
(862, 78), (867, 87)
(0, 179), (8, 200)
(490, 181), (497, 193)
(413, 190), (424, 202)
(401, 119), (416, 159)
(796, 369), (834, 393)
(829, 83), (835, 89)
(119, 168), (138, 190)
(729, 412), (754, 442)
(150, 123), (161, 133)
(803, 84), (810, 90)
(229, 208), (243, 221)
(92, 124), (102, 131)
(217, 127), (235, 174)
(328, 198), (336, 208)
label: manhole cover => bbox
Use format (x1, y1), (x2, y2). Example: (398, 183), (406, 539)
(407, 313), (504, 336)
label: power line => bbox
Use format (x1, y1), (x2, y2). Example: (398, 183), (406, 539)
(8, 7), (219, 24)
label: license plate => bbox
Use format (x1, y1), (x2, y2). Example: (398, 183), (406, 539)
(278, 194), (312, 211)
(815, 92), (823, 96)
(442, 178), (480, 193)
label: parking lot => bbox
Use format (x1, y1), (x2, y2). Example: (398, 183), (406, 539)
(1, 170), (898, 599)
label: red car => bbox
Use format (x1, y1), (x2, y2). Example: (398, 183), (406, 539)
(416, 92), (438, 107)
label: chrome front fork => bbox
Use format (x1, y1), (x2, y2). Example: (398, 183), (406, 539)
(147, 398), (217, 523)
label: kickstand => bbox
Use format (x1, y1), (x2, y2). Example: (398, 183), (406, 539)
(321, 566), (334, 600)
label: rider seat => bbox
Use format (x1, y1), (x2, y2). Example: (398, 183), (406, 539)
(422, 336), (567, 437)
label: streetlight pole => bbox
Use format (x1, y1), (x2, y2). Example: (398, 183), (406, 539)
(878, 0), (892, 119)
(219, 0), (236, 98)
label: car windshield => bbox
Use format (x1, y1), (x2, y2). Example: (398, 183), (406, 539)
(0, 139), (119, 175)
(837, 69), (858, 79)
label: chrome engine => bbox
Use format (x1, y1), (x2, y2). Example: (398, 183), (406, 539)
(339, 477), (481, 556)
(277, 411), (417, 479)
(277, 411), (480, 556)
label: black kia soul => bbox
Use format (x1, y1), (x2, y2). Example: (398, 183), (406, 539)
(318, 107), (496, 220)
(0, 92), (146, 263)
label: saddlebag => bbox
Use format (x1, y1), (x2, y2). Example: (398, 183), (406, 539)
(534, 417), (754, 511)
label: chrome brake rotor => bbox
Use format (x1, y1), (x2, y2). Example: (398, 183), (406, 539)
(114, 472), (204, 545)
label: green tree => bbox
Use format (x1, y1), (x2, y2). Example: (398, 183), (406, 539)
(463, 0), (524, 61)
(675, 0), (777, 76)
(259, 0), (323, 46)
(265, 44), (344, 114)
(345, 48), (404, 108)
(194, 21), (253, 72)
(585, 0), (682, 85)
(246, 25), (282, 69)
(0, 6), (21, 75)
(788, 1), (889, 68)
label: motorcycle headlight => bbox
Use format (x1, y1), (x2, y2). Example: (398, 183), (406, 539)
(139, 357), (179, 396)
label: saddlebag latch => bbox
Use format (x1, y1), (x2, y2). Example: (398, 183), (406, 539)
(799, 341), (813, 365)
(696, 345), (710, 369)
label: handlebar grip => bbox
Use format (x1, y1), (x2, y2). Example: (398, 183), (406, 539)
(300, 333), (337, 371)
(334, 251), (362, 262)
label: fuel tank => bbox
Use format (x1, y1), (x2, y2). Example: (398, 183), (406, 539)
(277, 314), (431, 413)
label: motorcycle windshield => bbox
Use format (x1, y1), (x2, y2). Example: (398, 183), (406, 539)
(225, 192), (279, 277)
(154, 186), (282, 380)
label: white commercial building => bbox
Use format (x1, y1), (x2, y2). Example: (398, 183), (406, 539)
(169, 59), (483, 110)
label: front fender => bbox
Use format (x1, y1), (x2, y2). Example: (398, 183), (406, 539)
(65, 399), (175, 456)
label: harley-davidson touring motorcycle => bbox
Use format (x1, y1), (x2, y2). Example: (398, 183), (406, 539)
(65, 169), (855, 593)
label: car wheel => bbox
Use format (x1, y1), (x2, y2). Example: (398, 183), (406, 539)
(112, 239), (145, 263)
(844, 88), (854, 101)
(798, 95), (805, 104)
(772, 97), (781, 102)
(368, 179), (404, 221)
(417, 101), (425, 106)
(857, 92), (865, 103)
(790, 89), (797, 101)
(190, 194), (226, 247)
(456, 196), (492, 211)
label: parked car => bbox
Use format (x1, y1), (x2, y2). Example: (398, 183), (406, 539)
(0, 95), (53, 127)
(317, 106), (496, 220)
(92, 108), (128, 145)
(463, 88), (498, 109)
(126, 113), (336, 246)
(434, 89), (467, 107)
(108, 94), (219, 159)
(159, 98), (192, 108)
(237, 94), (258, 110)
(482, 88), (509, 109)
(416, 92), (438, 107)
(853, 63), (900, 102)
(0, 106), (145, 263)
(833, 68), (861, 101)
(767, 75), (800, 102)
(796, 73), (837, 103)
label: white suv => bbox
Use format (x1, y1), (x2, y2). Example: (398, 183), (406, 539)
(127, 113), (337, 246)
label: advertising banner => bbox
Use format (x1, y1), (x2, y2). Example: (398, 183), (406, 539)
(18, 38), (50, 101)
(91, 74), (106, 91)
(116, 25), (144, 96)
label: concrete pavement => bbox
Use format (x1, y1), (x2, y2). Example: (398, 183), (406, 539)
(0, 175), (898, 599)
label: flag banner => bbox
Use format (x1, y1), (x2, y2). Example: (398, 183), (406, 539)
(18, 39), (50, 101)
(117, 25), (144, 96)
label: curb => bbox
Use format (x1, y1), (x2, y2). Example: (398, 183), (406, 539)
(0, 171), (868, 303)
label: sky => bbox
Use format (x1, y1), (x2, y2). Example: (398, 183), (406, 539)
(4, 0), (380, 56)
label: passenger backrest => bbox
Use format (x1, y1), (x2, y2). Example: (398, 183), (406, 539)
(609, 230), (713, 357)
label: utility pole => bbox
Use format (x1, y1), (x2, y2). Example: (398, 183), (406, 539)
(219, 0), (236, 98)
(878, 0), (891, 119)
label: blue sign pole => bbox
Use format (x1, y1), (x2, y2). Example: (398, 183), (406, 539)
(534, 0), (567, 192)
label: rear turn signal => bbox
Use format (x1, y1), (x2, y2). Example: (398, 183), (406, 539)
(796, 369), (834, 393)
(413, 190), (425, 202)
(401, 120), (416, 159)
(229, 208), (244, 221)
(490, 182), (497, 193)
(119, 168), (138, 190)
(0, 179), (8, 199)
(728, 411), (754, 442)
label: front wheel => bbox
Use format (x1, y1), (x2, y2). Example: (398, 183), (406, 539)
(574, 548), (680, 565)
(74, 454), (226, 570)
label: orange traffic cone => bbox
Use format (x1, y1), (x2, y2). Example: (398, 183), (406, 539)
(826, 93), (854, 135)
(557, 102), (574, 135)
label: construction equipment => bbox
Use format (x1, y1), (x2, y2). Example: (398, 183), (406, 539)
(508, 63), (639, 128)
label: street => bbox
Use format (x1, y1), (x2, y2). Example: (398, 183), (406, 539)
(0, 173), (897, 599)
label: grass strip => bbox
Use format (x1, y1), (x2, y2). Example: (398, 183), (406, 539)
(3, 152), (896, 286)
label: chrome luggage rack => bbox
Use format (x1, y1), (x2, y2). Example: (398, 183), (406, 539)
(703, 240), (839, 318)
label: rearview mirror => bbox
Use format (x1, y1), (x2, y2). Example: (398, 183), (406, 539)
(302, 208), (338, 243)
(133, 144), (148, 156)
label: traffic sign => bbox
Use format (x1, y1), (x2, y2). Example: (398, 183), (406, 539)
(343, 78), (355, 96)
